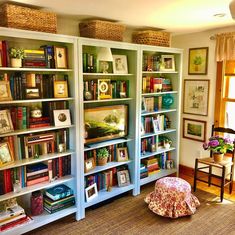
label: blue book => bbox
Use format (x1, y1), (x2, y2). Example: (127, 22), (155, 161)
(26, 162), (48, 173)
(45, 184), (73, 201)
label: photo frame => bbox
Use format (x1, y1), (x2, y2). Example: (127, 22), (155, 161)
(53, 109), (71, 127)
(0, 142), (14, 167)
(117, 169), (130, 187)
(98, 79), (112, 100)
(0, 81), (12, 101)
(85, 183), (98, 202)
(25, 87), (40, 99)
(54, 46), (68, 69)
(112, 55), (128, 74)
(53, 80), (68, 98)
(84, 157), (96, 173)
(183, 79), (210, 116)
(188, 47), (208, 75)
(166, 159), (174, 169)
(160, 55), (175, 72)
(0, 110), (14, 134)
(183, 118), (206, 142)
(116, 147), (129, 162)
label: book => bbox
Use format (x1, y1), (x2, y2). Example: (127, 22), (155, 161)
(26, 175), (49, 186)
(0, 205), (25, 222)
(43, 194), (75, 206)
(45, 184), (73, 201)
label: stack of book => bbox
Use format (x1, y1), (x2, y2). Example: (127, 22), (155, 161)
(140, 163), (148, 179)
(43, 184), (75, 214)
(142, 157), (160, 176)
(26, 163), (49, 186)
(0, 205), (32, 232)
(23, 49), (46, 68)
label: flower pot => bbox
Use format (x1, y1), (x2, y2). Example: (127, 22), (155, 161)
(213, 153), (224, 163)
(97, 157), (108, 166)
(11, 58), (22, 68)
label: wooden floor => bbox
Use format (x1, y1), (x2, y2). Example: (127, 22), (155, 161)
(180, 173), (235, 201)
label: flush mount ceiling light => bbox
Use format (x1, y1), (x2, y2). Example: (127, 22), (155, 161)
(213, 13), (226, 17)
(230, 0), (235, 19)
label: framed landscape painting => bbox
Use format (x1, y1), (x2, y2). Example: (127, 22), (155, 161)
(183, 118), (206, 142)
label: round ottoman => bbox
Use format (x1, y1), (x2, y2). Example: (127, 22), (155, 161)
(145, 177), (200, 218)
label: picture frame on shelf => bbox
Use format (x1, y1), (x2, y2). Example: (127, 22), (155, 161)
(53, 80), (68, 98)
(112, 55), (128, 74)
(84, 105), (128, 144)
(183, 118), (206, 142)
(160, 55), (175, 72)
(116, 147), (129, 162)
(117, 169), (130, 187)
(53, 109), (71, 127)
(166, 159), (174, 169)
(54, 46), (68, 69)
(84, 157), (96, 173)
(0, 109), (14, 134)
(85, 183), (98, 202)
(183, 79), (209, 116)
(98, 79), (112, 100)
(0, 142), (14, 167)
(0, 81), (12, 101)
(188, 47), (208, 75)
(25, 87), (40, 99)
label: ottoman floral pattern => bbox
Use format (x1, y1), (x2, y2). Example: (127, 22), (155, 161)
(145, 177), (200, 218)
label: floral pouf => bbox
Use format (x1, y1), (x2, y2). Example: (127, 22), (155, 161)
(145, 177), (200, 218)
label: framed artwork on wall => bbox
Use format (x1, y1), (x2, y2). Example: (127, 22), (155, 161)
(183, 79), (209, 116)
(183, 118), (206, 142)
(188, 47), (208, 75)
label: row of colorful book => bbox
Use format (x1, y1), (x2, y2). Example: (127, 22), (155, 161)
(142, 96), (163, 113)
(83, 53), (97, 73)
(142, 54), (161, 72)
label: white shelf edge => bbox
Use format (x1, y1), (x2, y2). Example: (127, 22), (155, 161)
(140, 169), (177, 186)
(0, 150), (75, 171)
(83, 73), (134, 76)
(141, 109), (176, 116)
(0, 67), (73, 72)
(141, 129), (176, 139)
(84, 184), (134, 208)
(142, 71), (178, 74)
(142, 91), (178, 96)
(141, 147), (176, 159)
(0, 125), (75, 137)
(84, 138), (133, 151)
(84, 160), (132, 176)
(0, 175), (75, 202)
(84, 98), (133, 103)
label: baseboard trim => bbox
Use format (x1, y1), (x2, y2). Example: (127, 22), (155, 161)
(179, 164), (235, 190)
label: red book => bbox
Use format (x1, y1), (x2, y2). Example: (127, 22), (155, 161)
(29, 123), (50, 128)
(7, 136), (15, 159)
(3, 169), (12, 193)
(58, 157), (63, 178)
(10, 107), (17, 130)
(26, 175), (49, 186)
(1, 41), (7, 67)
(0, 41), (3, 67)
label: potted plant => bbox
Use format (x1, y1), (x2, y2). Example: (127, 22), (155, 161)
(9, 47), (25, 68)
(163, 138), (172, 149)
(203, 136), (234, 163)
(97, 147), (110, 166)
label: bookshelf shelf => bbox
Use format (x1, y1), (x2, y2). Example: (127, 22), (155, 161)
(141, 128), (177, 139)
(0, 67), (73, 72)
(141, 147), (176, 160)
(141, 108), (177, 116)
(84, 98), (133, 104)
(142, 91), (178, 96)
(83, 73), (134, 76)
(142, 71), (178, 74)
(0, 175), (75, 202)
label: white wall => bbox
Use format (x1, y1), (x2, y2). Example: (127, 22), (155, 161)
(172, 25), (235, 168)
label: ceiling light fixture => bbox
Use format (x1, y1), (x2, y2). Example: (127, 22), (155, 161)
(213, 13), (226, 17)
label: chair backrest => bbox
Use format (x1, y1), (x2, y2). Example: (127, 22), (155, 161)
(211, 125), (235, 162)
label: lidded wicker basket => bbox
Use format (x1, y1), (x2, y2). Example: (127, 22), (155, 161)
(132, 30), (171, 47)
(79, 20), (126, 41)
(0, 3), (57, 33)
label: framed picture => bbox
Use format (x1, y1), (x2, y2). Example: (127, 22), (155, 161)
(160, 55), (175, 72)
(84, 105), (128, 144)
(97, 79), (112, 100)
(0, 110), (14, 134)
(85, 183), (98, 202)
(25, 87), (40, 99)
(0, 81), (12, 101)
(117, 170), (130, 187)
(0, 142), (14, 167)
(183, 118), (206, 142)
(112, 55), (128, 74)
(188, 47), (208, 75)
(53, 80), (68, 98)
(54, 46), (68, 69)
(84, 157), (96, 173)
(53, 109), (71, 127)
(166, 159), (174, 169)
(116, 147), (129, 162)
(183, 79), (209, 116)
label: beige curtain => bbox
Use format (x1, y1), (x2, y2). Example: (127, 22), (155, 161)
(215, 32), (235, 61)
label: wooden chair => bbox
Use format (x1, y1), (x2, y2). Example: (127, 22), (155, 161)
(193, 125), (235, 202)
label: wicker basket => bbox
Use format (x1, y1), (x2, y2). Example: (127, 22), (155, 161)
(79, 20), (125, 41)
(0, 3), (57, 33)
(132, 30), (170, 47)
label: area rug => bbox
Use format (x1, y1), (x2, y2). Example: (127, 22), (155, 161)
(28, 186), (235, 235)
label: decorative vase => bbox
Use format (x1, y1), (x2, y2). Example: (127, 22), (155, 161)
(97, 157), (108, 166)
(213, 153), (224, 163)
(11, 58), (22, 68)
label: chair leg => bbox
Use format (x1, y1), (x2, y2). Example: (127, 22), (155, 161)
(193, 159), (198, 192)
(221, 166), (226, 202)
(208, 165), (212, 186)
(229, 164), (234, 194)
